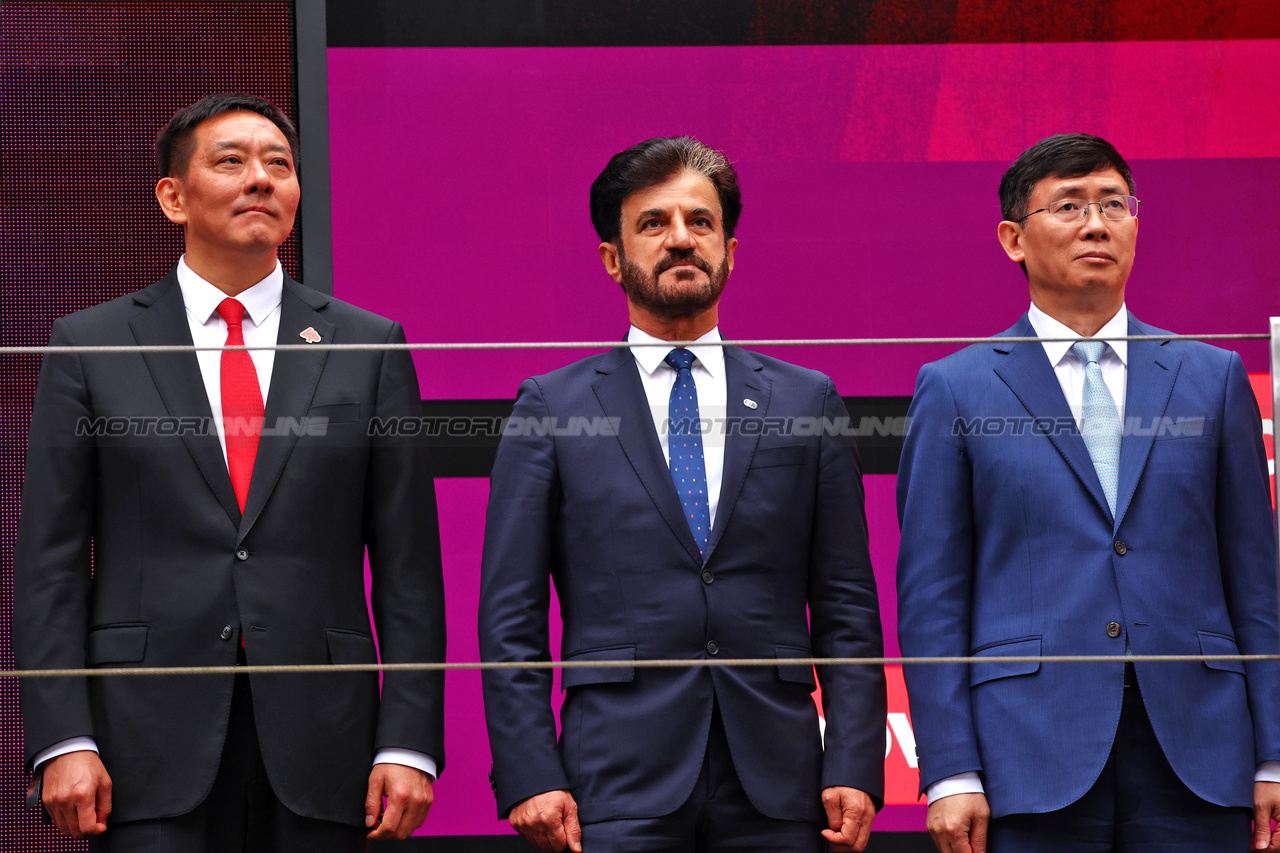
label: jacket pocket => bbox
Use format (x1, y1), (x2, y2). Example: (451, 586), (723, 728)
(969, 636), (1041, 686)
(750, 444), (805, 468)
(1198, 631), (1245, 674)
(1152, 416), (1215, 440)
(775, 645), (817, 690)
(309, 402), (360, 425)
(325, 628), (377, 665)
(87, 624), (148, 665)
(561, 646), (636, 689)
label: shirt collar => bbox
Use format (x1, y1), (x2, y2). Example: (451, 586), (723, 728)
(1027, 302), (1129, 368)
(177, 255), (284, 327)
(628, 325), (725, 379)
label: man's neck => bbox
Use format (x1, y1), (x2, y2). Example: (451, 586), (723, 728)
(182, 248), (278, 297)
(1030, 294), (1124, 338)
(628, 306), (719, 342)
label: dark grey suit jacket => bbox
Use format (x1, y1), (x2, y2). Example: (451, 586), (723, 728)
(15, 271), (446, 826)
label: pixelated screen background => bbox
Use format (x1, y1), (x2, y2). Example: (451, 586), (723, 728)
(0, 2), (297, 849)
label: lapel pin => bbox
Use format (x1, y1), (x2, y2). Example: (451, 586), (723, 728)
(743, 398), (758, 409)
(299, 327), (321, 343)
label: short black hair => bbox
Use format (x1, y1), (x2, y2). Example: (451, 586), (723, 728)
(155, 93), (299, 178)
(999, 133), (1135, 222)
(590, 136), (742, 244)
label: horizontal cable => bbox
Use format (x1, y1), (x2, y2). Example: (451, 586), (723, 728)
(0, 333), (1268, 356)
(3, 653), (1278, 679)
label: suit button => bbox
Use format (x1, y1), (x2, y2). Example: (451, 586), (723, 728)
(1106, 622), (1122, 638)
(220, 624), (234, 640)
(706, 640), (719, 656)
(701, 570), (714, 584)
(235, 547), (249, 561)
(1113, 541), (1127, 556)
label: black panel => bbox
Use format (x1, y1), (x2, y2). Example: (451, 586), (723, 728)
(422, 396), (909, 478)
(327, 0), (1280, 47)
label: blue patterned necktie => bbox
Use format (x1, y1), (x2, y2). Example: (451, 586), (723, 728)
(665, 348), (711, 558)
(1071, 341), (1122, 517)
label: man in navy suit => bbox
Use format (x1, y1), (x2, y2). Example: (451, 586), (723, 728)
(896, 133), (1280, 852)
(478, 136), (887, 852)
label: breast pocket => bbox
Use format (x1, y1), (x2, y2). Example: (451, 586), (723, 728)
(308, 402), (360, 425)
(750, 444), (805, 469)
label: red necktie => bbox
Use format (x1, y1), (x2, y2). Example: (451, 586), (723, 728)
(217, 298), (264, 512)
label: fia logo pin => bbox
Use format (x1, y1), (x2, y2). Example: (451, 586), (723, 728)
(299, 327), (321, 343)
(743, 398), (758, 409)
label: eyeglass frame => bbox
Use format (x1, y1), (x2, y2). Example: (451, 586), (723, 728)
(1019, 195), (1141, 225)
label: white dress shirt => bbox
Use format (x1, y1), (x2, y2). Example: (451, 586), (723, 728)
(629, 325), (727, 528)
(927, 303), (1279, 803)
(35, 257), (435, 780)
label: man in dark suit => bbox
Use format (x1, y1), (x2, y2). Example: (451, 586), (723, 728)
(14, 94), (445, 851)
(896, 133), (1280, 852)
(478, 136), (887, 853)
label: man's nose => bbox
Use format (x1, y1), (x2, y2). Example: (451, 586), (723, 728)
(246, 159), (274, 194)
(665, 217), (695, 249)
(1081, 202), (1109, 238)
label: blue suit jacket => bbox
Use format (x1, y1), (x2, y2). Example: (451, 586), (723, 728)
(478, 344), (886, 824)
(896, 314), (1280, 817)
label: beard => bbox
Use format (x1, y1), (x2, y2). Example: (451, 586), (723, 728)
(618, 246), (731, 325)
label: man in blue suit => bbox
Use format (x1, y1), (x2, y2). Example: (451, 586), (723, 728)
(896, 133), (1280, 852)
(478, 136), (887, 852)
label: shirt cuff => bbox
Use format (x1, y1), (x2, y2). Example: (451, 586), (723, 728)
(34, 737), (99, 770)
(926, 771), (984, 804)
(1257, 761), (1280, 783)
(373, 748), (437, 780)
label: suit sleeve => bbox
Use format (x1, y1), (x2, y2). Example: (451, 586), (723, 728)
(14, 318), (99, 768)
(1214, 353), (1280, 763)
(809, 378), (888, 805)
(364, 321), (447, 771)
(477, 377), (571, 818)
(895, 362), (984, 793)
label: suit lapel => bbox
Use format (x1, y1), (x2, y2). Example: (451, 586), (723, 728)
(129, 273), (243, 526)
(592, 346), (704, 565)
(237, 279), (334, 540)
(704, 347), (767, 562)
(992, 315), (1113, 520)
(1114, 318), (1178, 529)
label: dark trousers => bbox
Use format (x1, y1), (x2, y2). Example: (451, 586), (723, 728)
(580, 703), (825, 853)
(89, 670), (367, 853)
(989, 667), (1251, 852)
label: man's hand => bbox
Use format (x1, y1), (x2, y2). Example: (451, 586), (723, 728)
(1254, 781), (1280, 851)
(40, 751), (111, 838)
(927, 792), (990, 853)
(509, 789), (582, 853)
(821, 786), (875, 852)
(365, 764), (433, 840)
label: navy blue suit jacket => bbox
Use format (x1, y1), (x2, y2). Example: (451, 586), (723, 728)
(896, 314), (1280, 817)
(479, 344), (886, 824)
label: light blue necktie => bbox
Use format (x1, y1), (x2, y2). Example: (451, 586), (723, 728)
(1071, 341), (1122, 517)
(665, 348), (710, 558)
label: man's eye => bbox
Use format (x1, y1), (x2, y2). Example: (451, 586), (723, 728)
(1103, 197), (1124, 209)
(1055, 201), (1078, 212)
(692, 218), (711, 227)
(643, 220), (661, 229)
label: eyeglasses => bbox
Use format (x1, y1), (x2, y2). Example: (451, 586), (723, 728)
(1021, 195), (1141, 225)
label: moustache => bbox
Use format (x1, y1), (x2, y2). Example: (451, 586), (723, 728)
(655, 252), (712, 277)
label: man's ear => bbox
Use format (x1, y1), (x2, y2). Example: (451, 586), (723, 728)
(155, 177), (187, 225)
(599, 241), (624, 284)
(725, 236), (737, 275)
(997, 220), (1025, 264)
